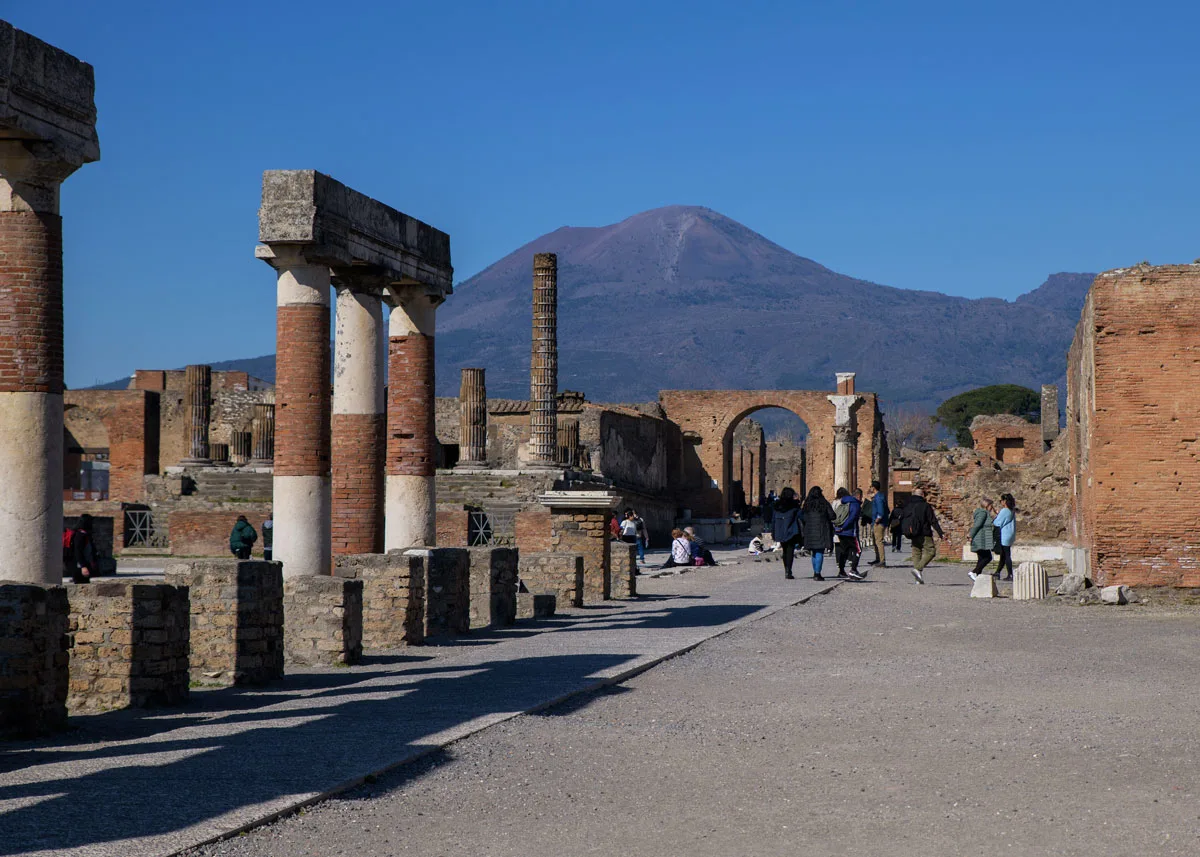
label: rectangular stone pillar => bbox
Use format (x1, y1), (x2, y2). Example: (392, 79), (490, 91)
(66, 581), (189, 712)
(0, 582), (69, 736)
(611, 541), (638, 599)
(529, 253), (558, 464)
(332, 287), (386, 555)
(164, 559), (284, 686)
(467, 547), (518, 629)
(334, 552), (425, 648)
(540, 490), (617, 603)
(1042, 384), (1060, 449)
(282, 576), (363, 666)
(517, 552), (584, 608)
(407, 547), (470, 638)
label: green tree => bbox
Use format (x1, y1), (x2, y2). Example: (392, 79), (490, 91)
(935, 384), (1040, 447)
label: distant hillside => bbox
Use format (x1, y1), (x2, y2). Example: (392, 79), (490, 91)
(88, 205), (1097, 412)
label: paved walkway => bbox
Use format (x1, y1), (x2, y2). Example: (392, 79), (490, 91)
(0, 551), (834, 857)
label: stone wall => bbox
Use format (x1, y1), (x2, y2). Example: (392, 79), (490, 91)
(0, 583), (69, 737)
(282, 576), (363, 666)
(66, 582), (189, 712)
(550, 509), (611, 603)
(164, 560), (284, 686)
(1067, 264), (1200, 585)
(610, 541), (638, 599)
(515, 509), (553, 553)
(334, 552), (425, 648)
(970, 414), (1045, 463)
(764, 440), (806, 498)
(436, 508), (470, 546)
(168, 506), (272, 557)
(414, 548), (470, 638)
(518, 553), (584, 608)
(466, 547), (518, 629)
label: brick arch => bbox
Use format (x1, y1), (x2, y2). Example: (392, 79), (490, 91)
(659, 389), (883, 516)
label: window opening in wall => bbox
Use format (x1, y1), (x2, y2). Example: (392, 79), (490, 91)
(468, 511), (494, 546)
(996, 438), (1025, 463)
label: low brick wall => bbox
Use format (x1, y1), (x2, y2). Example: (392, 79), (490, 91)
(168, 507), (272, 557)
(516, 592), (556, 620)
(66, 582), (190, 712)
(334, 552), (425, 649)
(515, 509), (553, 553)
(164, 560), (284, 686)
(0, 583), (69, 737)
(551, 510), (611, 603)
(410, 548), (470, 638)
(467, 547), (518, 629)
(610, 541), (638, 599)
(436, 509), (470, 547)
(283, 576), (363, 667)
(518, 553), (584, 609)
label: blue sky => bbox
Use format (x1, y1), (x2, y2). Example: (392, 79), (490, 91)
(10, 1), (1200, 387)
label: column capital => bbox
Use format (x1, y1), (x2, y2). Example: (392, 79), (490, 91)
(827, 394), (864, 428)
(833, 424), (859, 444)
(0, 140), (82, 213)
(384, 282), (447, 310)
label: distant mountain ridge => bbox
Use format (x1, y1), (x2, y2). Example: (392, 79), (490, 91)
(89, 205), (1096, 411)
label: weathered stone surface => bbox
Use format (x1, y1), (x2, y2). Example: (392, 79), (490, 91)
(1013, 562), (1048, 601)
(283, 576), (363, 667)
(610, 541), (638, 599)
(66, 582), (189, 712)
(1056, 573), (1089, 596)
(408, 548), (469, 638)
(519, 552), (584, 609)
(164, 560), (284, 686)
(516, 592), (556, 620)
(0, 582), (68, 736)
(970, 574), (997, 599)
(466, 547), (518, 630)
(1100, 585), (1131, 605)
(334, 552), (425, 648)
(970, 414), (1045, 464)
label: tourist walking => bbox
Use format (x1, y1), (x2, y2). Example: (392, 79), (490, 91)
(229, 515), (258, 560)
(762, 491), (776, 530)
(801, 486), (836, 581)
(868, 481), (890, 568)
(993, 493), (1017, 580)
(900, 488), (943, 584)
(889, 500), (904, 552)
(631, 509), (648, 563)
(967, 497), (996, 581)
(833, 487), (862, 579)
(63, 514), (96, 584)
(771, 486), (803, 579)
(262, 514), (273, 561)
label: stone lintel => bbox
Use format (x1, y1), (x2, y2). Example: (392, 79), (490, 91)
(0, 22), (100, 167)
(257, 169), (452, 293)
(537, 490), (619, 511)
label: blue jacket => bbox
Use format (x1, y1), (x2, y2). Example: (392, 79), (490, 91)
(872, 492), (889, 524)
(834, 497), (861, 538)
(993, 506), (1016, 547)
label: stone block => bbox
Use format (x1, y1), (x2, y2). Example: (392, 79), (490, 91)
(66, 582), (189, 712)
(334, 552), (425, 649)
(1013, 562), (1048, 601)
(0, 583), (69, 737)
(516, 592), (556, 620)
(970, 574), (997, 599)
(1101, 585), (1132, 605)
(164, 560), (283, 686)
(466, 547), (518, 630)
(1055, 573), (1089, 596)
(610, 541), (638, 599)
(518, 552), (584, 609)
(407, 548), (470, 638)
(283, 576), (363, 667)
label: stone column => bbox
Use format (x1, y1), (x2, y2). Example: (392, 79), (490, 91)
(250, 402), (275, 465)
(209, 442), (230, 466)
(332, 286), (385, 555)
(385, 287), (440, 550)
(231, 431), (252, 466)
(557, 419), (580, 467)
(179, 364), (212, 465)
(538, 490), (618, 604)
(529, 253), (558, 464)
(262, 246), (331, 579)
(828, 373), (863, 494)
(747, 450), (757, 505)
(458, 368), (487, 467)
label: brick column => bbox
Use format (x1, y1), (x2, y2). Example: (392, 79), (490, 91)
(458, 367), (487, 467)
(250, 401), (275, 466)
(332, 286), (385, 555)
(529, 253), (558, 464)
(179, 364), (212, 465)
(385, 288), (439, 550)
(263, 246), (331, 578)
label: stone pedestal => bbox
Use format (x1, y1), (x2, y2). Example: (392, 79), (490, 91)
(610, 541), (638, 599)
(1013, 562), (1048, 601)
(66, 581), (189, 712)
(518, 552), (584, 609)
(334, 552), (425, 648)
(529, 253), (558, 465)
(283, 576), (363, 666)
(458, 368), (487, 467)
(516, 592), (556, 620)
(467, 547), (518, 629)
(540, 490), (617, 603)
(164, 560), (284, 686)
(0, 582), (69, 736)
(408, 547), (470, 638)
(970, 574), (998, 599)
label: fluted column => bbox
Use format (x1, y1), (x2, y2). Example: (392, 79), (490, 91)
(458, 368), (487, 467)
(558, 418), (580, 466)
(180, 364), (212, 465)
(529, 252), (558, 465)
(250, 402), (275, 465)
(231, 431), (252, 465)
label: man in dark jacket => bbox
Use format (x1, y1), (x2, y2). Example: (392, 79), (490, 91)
(900, 489), (943, 584)
(833, 487), (862, 579)
(64, 514), (96, 584)
(229, 516), (258, 560)
(868, 481), (890, 568)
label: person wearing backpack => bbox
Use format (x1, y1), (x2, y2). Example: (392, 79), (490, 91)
(900, 488), (943, 584)
(832, 487), (863, 579)
(63, 514), (96, 584)
(229, 515), (258, 560)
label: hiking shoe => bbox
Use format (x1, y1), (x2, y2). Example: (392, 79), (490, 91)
(847, 570), (865, 580)
(911, 568), (925, 584)
(968, 572), (978, 581)
(813, 573), (825, 581)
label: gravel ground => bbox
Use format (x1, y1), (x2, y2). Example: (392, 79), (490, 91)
(189, 564), (1200, 857)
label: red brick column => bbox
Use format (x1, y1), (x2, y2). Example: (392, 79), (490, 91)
(385, 289), (439, 549)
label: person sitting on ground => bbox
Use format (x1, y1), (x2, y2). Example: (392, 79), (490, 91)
(684, 526), (717, 566)
(748, 535), (766, 555)
(63, 514), (96, 584)
(229, 515), (258, 560)
(660, 528), (693, 569)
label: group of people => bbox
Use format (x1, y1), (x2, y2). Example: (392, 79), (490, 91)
(663, 525), (718, 569)
(769, 481), (892, 581)
(967, 493), (1018, 581)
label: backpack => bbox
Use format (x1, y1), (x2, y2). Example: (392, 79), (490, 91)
(62, 527), (87, 561)
(900, 506), (919, 539)
(62, 528), (74, 558)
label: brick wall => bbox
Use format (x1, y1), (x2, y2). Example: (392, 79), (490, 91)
(64, 390), (156, 502)
(168, 506), (272, 557)
(610, 541), (638, 599)
(388, 333), (435, 476)
(1068, 265), (1200, 585)
(515, 509), (553, 553)
(417, 548), (470, 638)
(332, 412), (385, 554)
(467, 547), (518, 629)
(437, 509), (470, 546)
(0, 212), (63, 393)
(283, 576), (363, 666)
(334, 552), (425, 648)
(276, 305), (331, 477)
(519, 552), (584, 608)
(970, 415), (1044, 463)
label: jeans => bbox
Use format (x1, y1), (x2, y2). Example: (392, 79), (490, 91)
(233, 547), (251, 560)
(811, 550), (825, 576)
(996, 545), (1014, 579)
(910, 536), (936, 571)
(972, 549), (993, 576)
(636, 537), (646, 562)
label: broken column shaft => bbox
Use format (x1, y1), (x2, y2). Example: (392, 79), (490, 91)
(529, 253), (558, 464)
(180, 364), (212, 464)
(458, 368), (487, 467)
(557, 418), (580, 467)
(250, 402), (275, 465)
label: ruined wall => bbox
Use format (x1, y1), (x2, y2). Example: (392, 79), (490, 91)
(168, 506), (272, 557)
(970, 414), (1044, 463)
(1067, 264), (1200, 586)
(586, 406), (669, 494)
(764, 440), (806, 497)
(63, 390), (157, 502)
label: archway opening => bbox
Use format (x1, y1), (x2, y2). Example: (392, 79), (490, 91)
(723, 407), (810, 517)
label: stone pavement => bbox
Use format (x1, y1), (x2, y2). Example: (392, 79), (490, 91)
(0, 552), (838, 857)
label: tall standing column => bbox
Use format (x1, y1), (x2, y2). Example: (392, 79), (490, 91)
(458, 368), (487, 467)
(332, 286), (385, 555)
(179, 364), (212, 465)
(250, 402), (275, 466)
(529, 252), (558, 465)
(385, 288), (439, 550)
(829, 374), (863, 494)
(267, 247), (331, 578)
